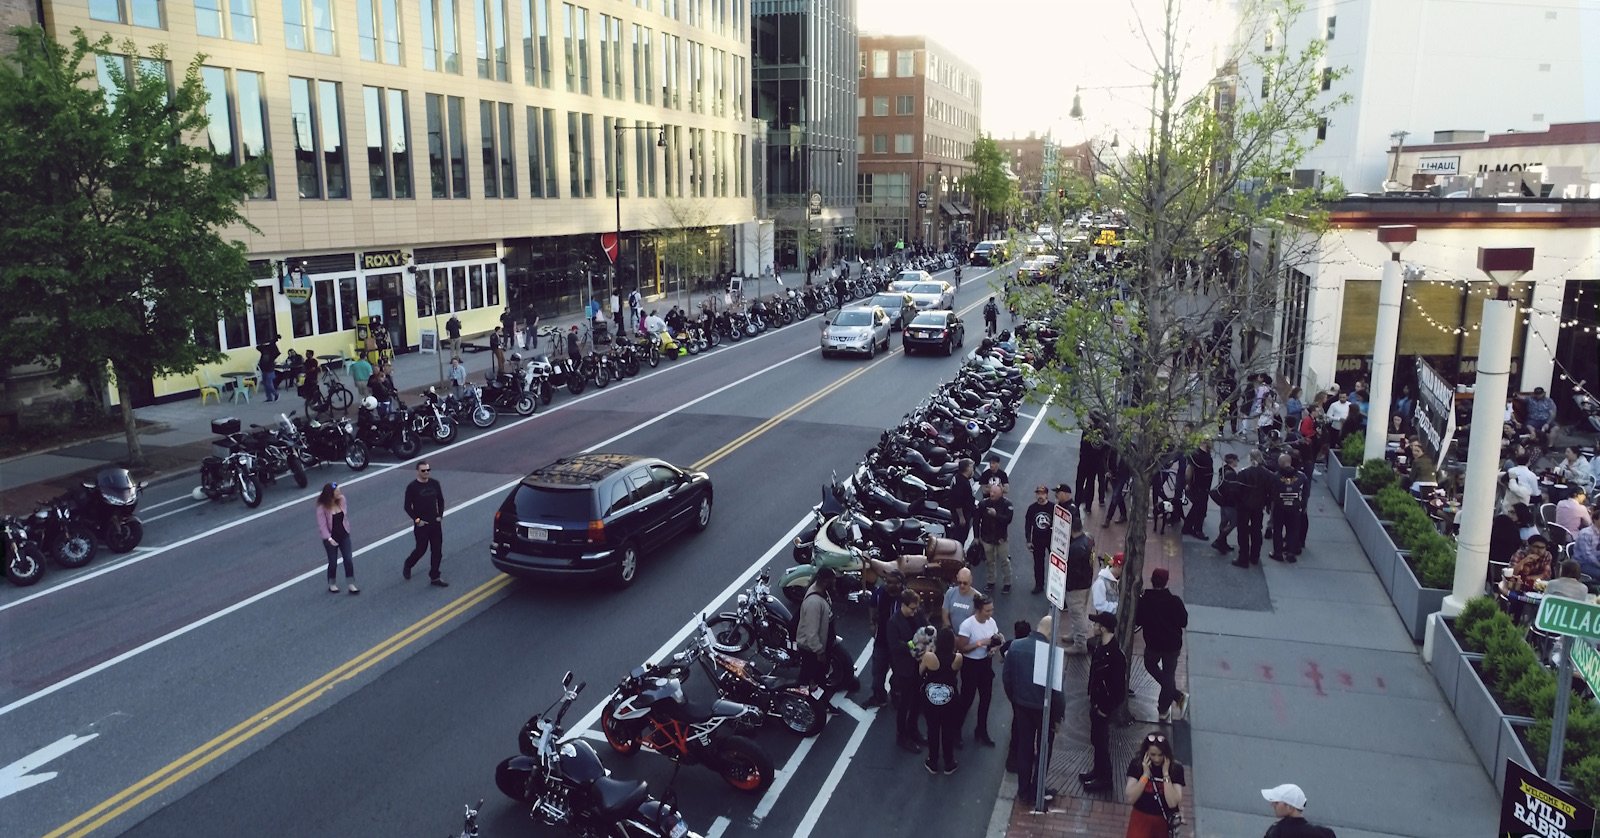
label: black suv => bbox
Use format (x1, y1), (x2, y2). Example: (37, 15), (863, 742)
(491, 453), (713, 586)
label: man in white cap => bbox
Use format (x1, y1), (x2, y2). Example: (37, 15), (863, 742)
(1261, 783), (1336, 837)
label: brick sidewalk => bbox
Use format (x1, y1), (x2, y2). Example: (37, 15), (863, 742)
(1001, 505), (1197, 837)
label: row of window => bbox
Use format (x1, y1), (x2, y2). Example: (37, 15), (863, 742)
(857, 171), (908, 206)
(924, 134), (972, 163)
(415, 264), (503, 318)
(925, 96), (976, 132)
(925, 52), (978, 102)
(182, 64), (749, 201)
(857, 94), (915, 118)
(859, 48), (915, 79)
(858, 133), (915, 156)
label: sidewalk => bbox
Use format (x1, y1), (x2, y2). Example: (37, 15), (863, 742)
(0, 275), (808, 516)
(998, 442), (1500, 837)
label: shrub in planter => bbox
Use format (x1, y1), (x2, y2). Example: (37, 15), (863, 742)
(1357, 458), (1402, 495)
(1528, 707), (1600, 803)
(1341, 432), (1366, 465)
(1502, 665), (1556, 717)
(1455, 597), (1500, 653)
(1411, 536), (1456, 589)
(1374, 484), (1417, 520)
(1466, 607), (1518, 655)
(1483, 620), (1541, 688)
(1569, 755), (1600, 807)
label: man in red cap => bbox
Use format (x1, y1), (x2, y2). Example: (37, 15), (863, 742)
(1136, 567), (1189, 721)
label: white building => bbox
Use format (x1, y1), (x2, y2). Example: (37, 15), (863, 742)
(1272, 198), (1599, 417)
(1230, 0), (1600, 193)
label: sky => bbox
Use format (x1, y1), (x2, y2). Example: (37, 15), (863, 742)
(857, 0), (1237, 146)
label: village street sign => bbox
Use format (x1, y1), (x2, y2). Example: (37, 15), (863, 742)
(1536, 597), (1600, 643)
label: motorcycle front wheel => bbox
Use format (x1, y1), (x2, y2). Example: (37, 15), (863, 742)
(568, 372), (588, 395)
(714, 735), (774, 792)
(344, 441), (370, 471)
(433, 419), (459, 444)
(774, 692), (826, 737)
(540, 382), (555, 405)
(238, 473), (262, 508)
(599, 703), (641, 755)
(50, 523), (98, 568)
(393, 431), (422, 459)
(6, 542), (45, 586)
(705, 615), (754, 653)
(493, 756), (537, 803)
(593, 365), (611, 388)
(472, 405), (497, 428)
(288, 454), (309, 488)
(103, 516), (142, 553)
(514, 395), (536, 416)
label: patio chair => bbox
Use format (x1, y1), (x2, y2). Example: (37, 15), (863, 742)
(196, 373), (221, 405)
(1540, 502), (1559, 527)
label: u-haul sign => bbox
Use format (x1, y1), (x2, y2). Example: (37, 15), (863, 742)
(1416, 156), (1460, 175)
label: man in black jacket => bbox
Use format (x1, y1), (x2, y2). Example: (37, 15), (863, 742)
(1063, 518), (1095, 653)
(402, 461), (449, 586)
(1023, 485), (1055, 594)
(1182, 440), (1214, 539)
(1003, 614), (1065, 806)
(1079, 611), (1125, 793)
(1271, 460), (1311, 563)
(1232, 450), (1276, 568)
(977, 483), (1015, 593)
(948, 459), (977, 545)
(1075, 429), (1106, 515)
(1136, 568), (1189, 721)
(1211, 452), (1241, 553)
(885, 589), (929, 752)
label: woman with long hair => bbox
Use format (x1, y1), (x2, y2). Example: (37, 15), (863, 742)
(315, 482), (358, 594)
(919, 627), (964, 775)
(1124, 732), (1185, 837)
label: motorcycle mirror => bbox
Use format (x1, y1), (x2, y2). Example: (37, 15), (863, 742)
(561, 671), (573, 688)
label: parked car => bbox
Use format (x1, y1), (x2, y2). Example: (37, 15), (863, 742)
(895, 269), (933, 287)
(903, 310), (966, 356)
(819, 305), (891, 358)
(490, 453), (713, 587)
(1017, 256), (1060, 284)
(969, 240), (1007, 266)
(868, 291), (918, 330)
(905, 281), (955, 311)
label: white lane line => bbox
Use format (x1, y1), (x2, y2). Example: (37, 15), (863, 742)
(988, 447), (1017, 461)
(1017, 412), (1039, 421)
(0, 345), (826, 718)
(139, 495), (195, 512)
(141, 500), (210, 523)
(707, 816), (733, 838)
(0, 325), (807, 614)
(750, 729), (819, 823)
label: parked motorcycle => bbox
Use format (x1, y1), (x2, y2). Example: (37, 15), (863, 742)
(444, 385), (498, 430)
(497, 673), (705, 838)
(26, 496), (97, 568)
(482, 359), (538, 416)
(288, 411), (370, 471)
(706, 570), (795, 657)
(65, 466), (145, 553)
(355, 399), (423, 458)
(677, 618), (827, 737)
(245, 422), (310, 489)
(3, 515), (46, 587)
(197, 424), (264, 508)
(600, 662), (774, 792)
(412, 387), (460, 445)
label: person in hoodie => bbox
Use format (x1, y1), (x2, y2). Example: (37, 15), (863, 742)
(1091, 553), (1124, 616)
(1135, 568), (1188, 722)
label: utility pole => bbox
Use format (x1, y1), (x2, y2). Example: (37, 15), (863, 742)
(1388, 130), (1410, 185)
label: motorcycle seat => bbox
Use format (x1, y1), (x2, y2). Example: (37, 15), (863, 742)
(591, 775), (649, 819)
(681, 697), (747, 723)
(872, 518), (924, 540)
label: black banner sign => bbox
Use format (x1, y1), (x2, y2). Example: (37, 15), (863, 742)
(1500, 760), (1595, 838)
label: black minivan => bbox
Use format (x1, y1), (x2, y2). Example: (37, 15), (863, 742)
(491, 453), (713, 587)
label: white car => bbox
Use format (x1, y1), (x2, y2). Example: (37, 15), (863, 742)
(820, 306), (892, 358)
(896, 269), (933, 286)
(905, 281), (955, 311)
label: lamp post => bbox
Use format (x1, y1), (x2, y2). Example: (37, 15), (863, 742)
(1444, 246), (1535, 618)
(612, 123), (667, 310)
(1365, 224), (1417, 464)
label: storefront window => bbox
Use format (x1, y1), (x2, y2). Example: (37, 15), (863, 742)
(486, 264), (501, 306)
(452, 266), (468, 310)
(469, 264), (485, 308)
(224, 300), (251, 348)
(338, 276), (359, 329)
(433, 267), (451, 313)
(314, 279), (338, 333)
(292, 295), (314, 337)
(417, 273), (434, 317)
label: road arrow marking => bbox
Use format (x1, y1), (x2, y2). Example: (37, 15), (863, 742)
(0, 734), (99, 800)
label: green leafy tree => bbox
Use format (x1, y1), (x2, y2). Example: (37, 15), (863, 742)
(1011, 0), (1348, 692)
(963, 135), (1018, 238)
(0, 27), (262, 465)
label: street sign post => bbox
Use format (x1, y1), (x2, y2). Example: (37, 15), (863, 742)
(1034, 502), (1073, 814)
(1534, 595), (1600, 781)
(917, 191), (930, 209)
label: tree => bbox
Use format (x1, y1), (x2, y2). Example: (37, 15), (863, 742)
(963, 135), (1018, 238)
(652, 196), (719, 302)
(1011, 0), (1347, 695)
(0, 28), (262, 466)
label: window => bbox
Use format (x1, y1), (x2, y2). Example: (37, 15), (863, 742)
(871, 49), (887, 78)
(200, 66), (236, 165)
(425, 93), (470, 197)
(451, 265), (468, 310)
(711, 48), (724, 117)
(634, 120), (658, 197)
(871, 96), (887, 117)
(895, 94), (913, 115)
(895, 49), (912, 77)
(196, 0), (257, 41)
(732, 54), (744, 118)
(632, 24), (653, 103)
(358, 0), (402, 62)
(475, 0), (508, 79)
(1325, 15), (1336, 39)
(420, 0), (460, 71)
(363, 87), (412, 198)
(567, 110), (595, 197)
(563, 3), (590, 94)
(487, 263), (501, 306)
(221, 283), (275, 350)
(479, 100), (515, 197)
(448, 95), (469, 196)
(289, 77), (349, 199)
(688, 40), (703, 113)
(856, 134), (863, 154)
(313, 279), (340, 334)
(1320, 67), (1332, 91)
(1264, 30), (1273, 52)
(856, 96), (864, 118)
(894, 133), (912, 154)
(91, 0), (163, 27)
(432, 267), (451, 312)
(1260, 76), (1270, 98)
(523, 0), (552, 86)
(526, 106), (559, 197)
(469, 265), (485, 308)
(599, 14), (622, 98)
(872, 134), (887, 154)
(1316, 118), (1328, 140)
(311, 0), (336, 52)
(857, 50), (866, 78)
(660, 34), (679, 109)
(602, 116), (616, 196)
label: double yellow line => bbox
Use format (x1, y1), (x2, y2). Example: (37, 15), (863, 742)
(44, 575), (510, 838)
(50, 340), (905, 837)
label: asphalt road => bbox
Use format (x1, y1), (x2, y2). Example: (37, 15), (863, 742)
(0, 261), (1081, 838)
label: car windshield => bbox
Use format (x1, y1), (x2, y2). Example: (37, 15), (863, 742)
(974, 243), (994, 252)
(910, 313), (946, 327)
(911, 283), (944, 294)
(513, 484), (594, 520)
(870, 295), (904, 308)
(832, 310), (873, 327)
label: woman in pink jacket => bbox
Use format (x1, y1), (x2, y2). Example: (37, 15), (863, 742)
(315, 483), (358, 594)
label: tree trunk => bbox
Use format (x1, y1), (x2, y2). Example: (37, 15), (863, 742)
(1116, 468), (1153, 695)
(117, 372), (145, 468)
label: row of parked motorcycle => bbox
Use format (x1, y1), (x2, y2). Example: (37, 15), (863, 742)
(1, 467), (147, 587)
(477, 339), (1035, 837)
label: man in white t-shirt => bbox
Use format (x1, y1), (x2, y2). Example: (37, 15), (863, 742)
(954, 593), (1004, 748)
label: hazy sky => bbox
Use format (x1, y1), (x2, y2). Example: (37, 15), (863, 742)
(858, 0), (1235, 145)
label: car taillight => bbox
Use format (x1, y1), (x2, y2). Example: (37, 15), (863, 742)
(588, 520), (605, 543)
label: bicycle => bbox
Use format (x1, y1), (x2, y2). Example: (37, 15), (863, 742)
(321, 375), (354, 412)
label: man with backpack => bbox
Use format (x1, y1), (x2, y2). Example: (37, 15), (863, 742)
(984, 296), (1000, 336)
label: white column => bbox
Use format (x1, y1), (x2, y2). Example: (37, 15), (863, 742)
(1443, 297), (1519, 616)
(1519, 276), (1565, 392)
(1365, 254), (1403, 464)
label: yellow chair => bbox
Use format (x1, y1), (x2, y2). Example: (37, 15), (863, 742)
(197, 373), (221, 405)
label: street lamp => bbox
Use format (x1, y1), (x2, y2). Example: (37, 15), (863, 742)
(612, 123), (667, 306)
(1365, 224), (1417, 463)
(1444, 246), (1535, 620)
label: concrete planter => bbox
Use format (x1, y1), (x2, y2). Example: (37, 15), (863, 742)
(1344, 489), (1398, 595)
(1497, 716), (1537, 791)
(1427, 616), (1480, 712)
(1326, 451), (1357, 506)
(1457, 660), (1508, 776)
(1391, 551), (1450, 644)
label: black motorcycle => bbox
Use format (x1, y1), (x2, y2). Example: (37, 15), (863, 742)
(482, 362), (538, 416)
(245, 423), (310, 489)
(66, 467), (144, 553)
(287, 411), (370, 471)
(677, 618), (827, 737)
(412, 387), (460, 446)
(445, 384), (498, 430)
(26, 497), (97, 569)
(3, 516), (46, 587)
(355, 400), (423, 458)
(198, 425), (264, 508)
(495, 673), (705, 838)
(600, 662), (773, 793)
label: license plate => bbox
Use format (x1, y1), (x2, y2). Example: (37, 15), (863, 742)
(522, 526), (549, 542)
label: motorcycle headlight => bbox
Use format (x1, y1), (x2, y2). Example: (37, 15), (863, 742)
(736, 593), (749, 606)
